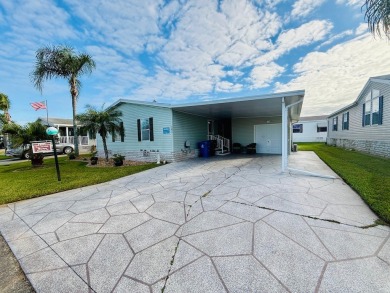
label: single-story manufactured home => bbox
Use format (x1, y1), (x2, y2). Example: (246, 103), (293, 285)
(327, 75), (389, 158)
(98, 90), (305, 171)
(292, 115), (328, 143)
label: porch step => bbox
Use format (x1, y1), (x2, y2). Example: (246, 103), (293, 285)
(215, 150), (230, 156)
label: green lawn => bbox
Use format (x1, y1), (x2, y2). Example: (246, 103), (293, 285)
(297, 142), (390, 224)
(0, 157), (157, 205)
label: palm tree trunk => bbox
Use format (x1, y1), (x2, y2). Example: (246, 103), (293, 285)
(102, 136), (109, 161)
(70, 78), (79, 156)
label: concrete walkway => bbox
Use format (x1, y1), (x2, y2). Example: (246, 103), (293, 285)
(0, 152), (389, 293)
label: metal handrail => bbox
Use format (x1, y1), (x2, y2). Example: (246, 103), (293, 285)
(207, 134), (230, 153)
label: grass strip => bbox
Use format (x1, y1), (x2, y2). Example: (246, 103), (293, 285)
(297, 142), (390, 224)
(0, 157), (157, 205)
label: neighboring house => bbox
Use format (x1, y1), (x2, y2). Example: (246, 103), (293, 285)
(327, 75), (389, 158)
(292, 115), (328, 142)
(40, 117), (96, 151)
(98, 90), (305, 170)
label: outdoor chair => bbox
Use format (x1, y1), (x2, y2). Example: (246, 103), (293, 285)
(246, 143), (256, 154)
(232, 143), (242, 154)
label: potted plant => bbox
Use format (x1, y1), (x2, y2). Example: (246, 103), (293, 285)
(90, 151), (98, 165)
(112, 154), (125, 166)
(30, 151), (44, 167)
(67, 151), (76, 160)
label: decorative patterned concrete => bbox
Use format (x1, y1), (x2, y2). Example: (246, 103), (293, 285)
(1, 151), (389, 292)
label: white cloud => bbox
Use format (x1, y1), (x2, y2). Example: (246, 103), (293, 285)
(215, 81), (243, 92)
(336, 0), (361, 6)
(275, 35), (390, 116)
(254, 20), (333, 65)
(250, 62), (284, 88)
(316, 29), (353, 49)
(355, 23), (368, 35)
(291, 0), (325, 19)
(64, 0), (164, 54)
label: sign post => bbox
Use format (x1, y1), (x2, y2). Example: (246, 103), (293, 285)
(46, 127), (61, 182)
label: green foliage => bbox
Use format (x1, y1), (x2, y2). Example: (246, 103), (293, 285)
(76, 105), (123, 161)
(31, 45), (96, 156)
(363, 0), (390, 39)
(67, 152), (76, 160)
(298, 143), (390, 224)
(0, 157), (157, 204)
(3, 120), (49, 148)
(112, 154), (125, 163)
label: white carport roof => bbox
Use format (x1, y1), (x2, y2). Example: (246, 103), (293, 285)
(109, 90), (304, 121)
(171, 90), (304, 121)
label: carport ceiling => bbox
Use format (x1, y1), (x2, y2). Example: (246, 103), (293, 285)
(171, 90), (304, 120)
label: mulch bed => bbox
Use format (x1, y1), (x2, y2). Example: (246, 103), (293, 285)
(72, 157), (149, 167)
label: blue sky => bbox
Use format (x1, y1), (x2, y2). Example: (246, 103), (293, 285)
(1, 0), (390, 125)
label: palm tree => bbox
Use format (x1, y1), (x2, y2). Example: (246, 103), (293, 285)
(0, 93), (11, 123)
(0, 93), (11, 150)
(363, 0), (390, 39)
(31, 45), (95, 156)
(76, 105), (124, 162)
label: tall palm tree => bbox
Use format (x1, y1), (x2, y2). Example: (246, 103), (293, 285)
(31, 45), (95, 156)
(0, 93), (11, 123)
(363, 0), (390, 39)
(0, 93), (11, 150)
(76, 105), (124, 162)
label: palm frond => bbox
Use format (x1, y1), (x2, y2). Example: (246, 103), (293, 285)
(363, 0), (390, 39)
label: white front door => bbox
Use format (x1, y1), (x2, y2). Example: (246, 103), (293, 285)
(254, 124), (282, 154)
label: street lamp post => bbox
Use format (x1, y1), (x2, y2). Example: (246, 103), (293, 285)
(46, 127), (61, 182)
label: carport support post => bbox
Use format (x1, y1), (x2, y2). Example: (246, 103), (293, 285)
(281, 97), (288, 172)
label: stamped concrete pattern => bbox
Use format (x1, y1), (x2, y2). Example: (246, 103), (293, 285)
(0, 151), (390, 292)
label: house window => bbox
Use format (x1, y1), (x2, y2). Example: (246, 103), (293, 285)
(141, 118), (150, 141)
(332, 117), (338, 131)
(363, 89), (383, 126)
(120, 122), (124, 142)
(137, 118), (154, 142)
(111, 125), (116, 142)
(342, 112), (349, 130)
(293, 124), (303, 133)
(317, 126), (327, 132)
(111, 122), (124, 142)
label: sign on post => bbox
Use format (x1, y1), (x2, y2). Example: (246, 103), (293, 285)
(32, 141), (53, 154)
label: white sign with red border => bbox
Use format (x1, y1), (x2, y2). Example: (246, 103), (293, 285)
(32, 142), (53, 154)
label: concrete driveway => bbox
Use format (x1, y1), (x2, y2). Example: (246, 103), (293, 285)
(0, 152), (389, 293)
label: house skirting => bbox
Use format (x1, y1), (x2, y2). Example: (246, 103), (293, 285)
(327, 138), (390, 158)
(98, 149), (200, 163)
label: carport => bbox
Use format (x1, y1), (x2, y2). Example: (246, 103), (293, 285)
(172, 90), (304, 172)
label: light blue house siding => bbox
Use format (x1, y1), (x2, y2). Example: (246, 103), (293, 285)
(97, 102), (209, 162)
(97, 102), (174, 161)
(172, 111), (208, 154)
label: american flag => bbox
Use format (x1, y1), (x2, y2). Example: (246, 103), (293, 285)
(30, 101), (47, 111)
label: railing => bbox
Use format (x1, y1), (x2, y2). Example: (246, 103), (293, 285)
(207, 134), (230, 154)
(59, 136), (89, 145)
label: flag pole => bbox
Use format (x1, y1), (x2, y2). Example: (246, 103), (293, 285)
(46, 100), (49, 126)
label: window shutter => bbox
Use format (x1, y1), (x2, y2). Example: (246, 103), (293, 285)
(137, 119), (141, 141)
(111, 125), (116, 142)
(149, 117), (154, 141)
(362, 104), (365, 127)
(120, 122), (124, 142)
(379, 96), (384, 125)
(346, 112), (349, 130)
(336, 116), (338, 131)
(342, 114), (344, 130)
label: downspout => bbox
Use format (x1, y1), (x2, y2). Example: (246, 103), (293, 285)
(282, 97), (335, 179)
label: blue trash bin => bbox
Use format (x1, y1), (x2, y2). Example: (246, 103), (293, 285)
(198, 141), (210, 157)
